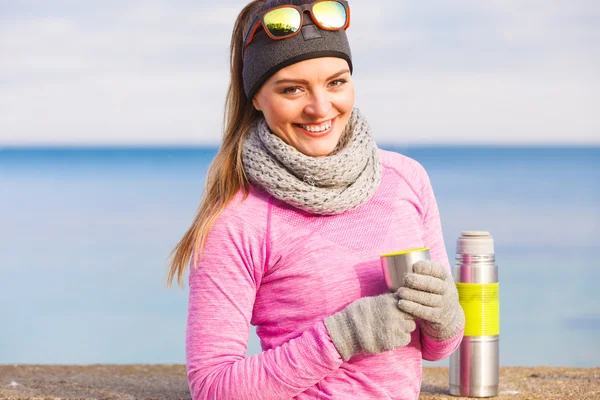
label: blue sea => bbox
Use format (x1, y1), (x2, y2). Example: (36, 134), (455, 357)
(1, 146), (598, 367)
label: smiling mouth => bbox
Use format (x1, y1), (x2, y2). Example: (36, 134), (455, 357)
(298, 119), (333, 133)
(294, 117), (336, 136)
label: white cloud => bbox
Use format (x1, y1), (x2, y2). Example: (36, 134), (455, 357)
(355, 73), (598, 144)
(0, 0), (598, 145)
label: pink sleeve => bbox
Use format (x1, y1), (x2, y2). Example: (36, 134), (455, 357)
(185, 205), (342, 399)
(415, 162), (464, 361)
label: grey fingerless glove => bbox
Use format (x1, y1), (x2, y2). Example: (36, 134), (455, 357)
(324, 292), (416, 362)
(397, 260), (465, 341)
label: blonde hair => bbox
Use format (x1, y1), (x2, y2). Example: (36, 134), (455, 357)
(165, 0), (270, 288)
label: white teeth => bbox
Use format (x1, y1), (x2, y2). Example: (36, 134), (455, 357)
(300, 119), (332, 133)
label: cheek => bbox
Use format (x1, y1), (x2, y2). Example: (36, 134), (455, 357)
(335, 86), (355, 111)
(265, 100), (299, 126)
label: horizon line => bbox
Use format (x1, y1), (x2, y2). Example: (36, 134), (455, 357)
(2, 143), (600, 151)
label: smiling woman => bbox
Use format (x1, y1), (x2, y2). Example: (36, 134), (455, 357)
(251, 58), (354, 157)
(165, 1), (464, 399)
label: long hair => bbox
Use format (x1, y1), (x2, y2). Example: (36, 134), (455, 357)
(166, 0), (315, 288)
(166, 1), (262, 288)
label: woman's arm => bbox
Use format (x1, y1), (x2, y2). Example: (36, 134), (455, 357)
(415, 163), (464, 361)
(186, 206), (343, 400)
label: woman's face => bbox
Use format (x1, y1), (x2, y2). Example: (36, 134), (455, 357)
(252, 57), (355, 157)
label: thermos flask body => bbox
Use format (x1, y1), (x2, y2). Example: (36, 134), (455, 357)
(449, 231), (499, 397)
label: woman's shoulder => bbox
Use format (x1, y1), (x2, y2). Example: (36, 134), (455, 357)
(215, 185), (272, 229)
(377, 148), (428, 182)
(194, 187), (271, 279)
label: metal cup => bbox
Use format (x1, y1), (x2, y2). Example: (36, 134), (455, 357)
(380, 248), (430, 292)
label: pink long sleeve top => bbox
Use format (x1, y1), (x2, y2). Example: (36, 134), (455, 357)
(186, 149), (464, 399)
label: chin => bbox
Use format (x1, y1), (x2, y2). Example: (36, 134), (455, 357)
(301, 140), (341, 157)
(287, 122), (347, 157)
(306, 149), (333, 157)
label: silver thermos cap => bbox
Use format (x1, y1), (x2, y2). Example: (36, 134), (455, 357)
(456, 231), (494, 255)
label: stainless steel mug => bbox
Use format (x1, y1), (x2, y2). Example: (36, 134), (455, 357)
(449, 231), (499, 397)
(380, 248), (430, 292)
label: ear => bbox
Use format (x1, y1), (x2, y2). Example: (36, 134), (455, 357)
(252, 96), (262, 111)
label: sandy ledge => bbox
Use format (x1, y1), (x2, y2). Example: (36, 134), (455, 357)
(0, 365), (598, 400)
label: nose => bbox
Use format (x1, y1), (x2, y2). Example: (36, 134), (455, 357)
(304, 88), (332, 119)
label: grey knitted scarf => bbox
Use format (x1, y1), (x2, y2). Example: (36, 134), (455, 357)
(242, 108), (382, 215)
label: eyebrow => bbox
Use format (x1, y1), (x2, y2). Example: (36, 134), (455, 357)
(274, 69), (350, 85)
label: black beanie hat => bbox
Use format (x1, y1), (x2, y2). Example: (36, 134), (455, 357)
(242, 4), (353, 99)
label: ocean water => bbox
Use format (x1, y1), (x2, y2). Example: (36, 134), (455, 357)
(0, 146), (598, 367)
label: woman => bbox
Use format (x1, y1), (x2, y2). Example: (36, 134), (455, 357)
(166, 0), (465, 398)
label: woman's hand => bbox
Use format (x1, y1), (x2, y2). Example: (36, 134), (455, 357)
(397, 260), (465, 340)
(324, 292), (416, 361)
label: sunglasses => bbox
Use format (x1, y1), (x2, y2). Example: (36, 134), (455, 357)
(243, 0), (350, 56)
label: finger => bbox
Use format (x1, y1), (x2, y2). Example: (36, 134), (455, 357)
(381, 295), (415, 320)
(412, 260), (448, 280)
(380, 292), (400, 308)
(397, 308), (415, 320)
(389, 318), (417, 338)
(377, 294), (415, 321)
(402, 318), (417, 333)
(398, 299), (438, 321)
(397, 287), (443, 308)
(404, 273), (447, 294)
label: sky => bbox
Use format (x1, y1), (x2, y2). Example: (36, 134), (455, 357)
(1, 0), (599, 146)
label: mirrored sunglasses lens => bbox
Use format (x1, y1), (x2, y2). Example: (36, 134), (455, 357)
(264, 8), (301, 37)
(313, 1), (347, 28)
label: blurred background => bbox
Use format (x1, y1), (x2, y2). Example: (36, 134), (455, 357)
(1, 1), (598, 368)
